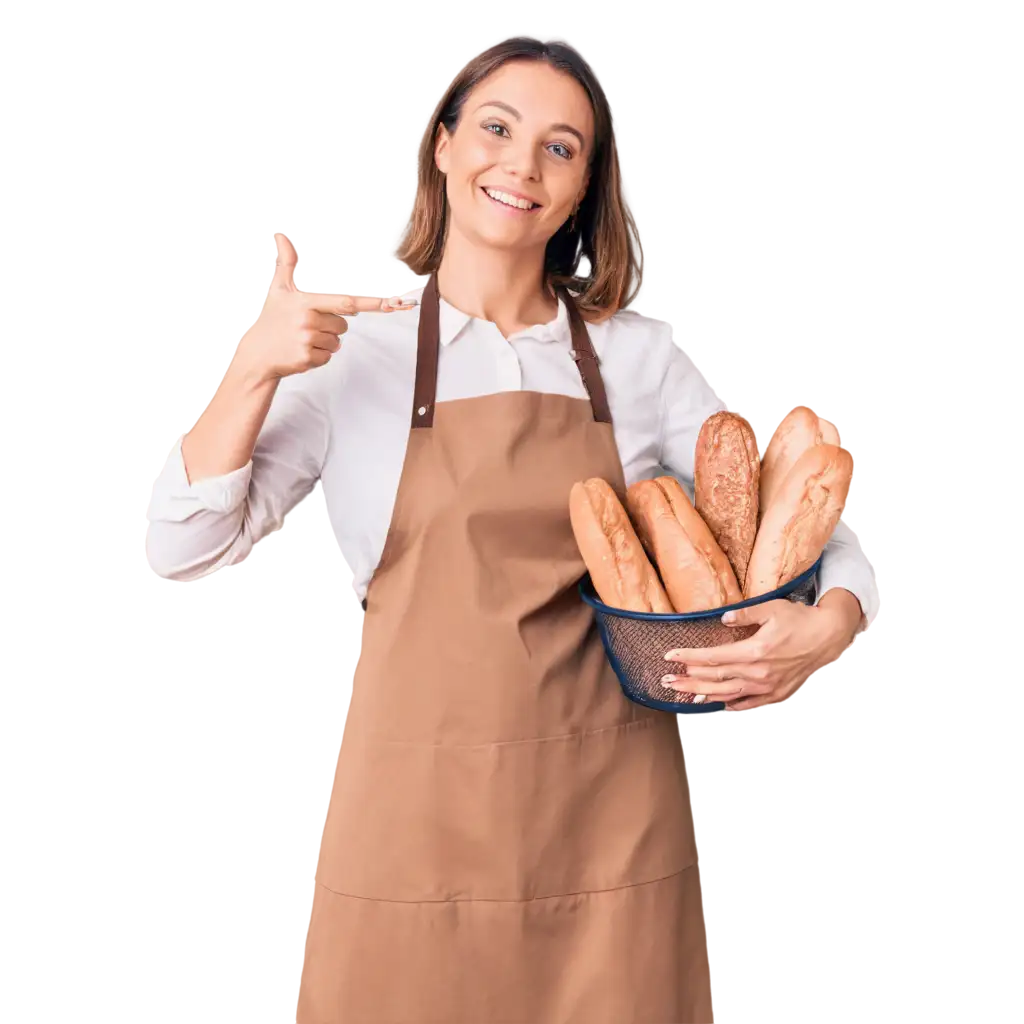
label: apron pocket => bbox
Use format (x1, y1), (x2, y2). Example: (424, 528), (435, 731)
(314, 715), (698, 903)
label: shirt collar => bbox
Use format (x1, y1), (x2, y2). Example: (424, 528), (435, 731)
(396, 284), (571, 347)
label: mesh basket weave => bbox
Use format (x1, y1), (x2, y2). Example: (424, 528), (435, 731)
(579, 557), (821, 714)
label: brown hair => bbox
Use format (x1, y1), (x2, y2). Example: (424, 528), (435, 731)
(394, 37), (643, 323)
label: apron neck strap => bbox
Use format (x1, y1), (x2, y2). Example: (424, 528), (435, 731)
(411, 272), (441, 429)
(411, 272), (612, 428)
(557, 281), (612, 425)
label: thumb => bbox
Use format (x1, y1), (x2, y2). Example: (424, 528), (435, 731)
(271, 232), (298, 291)
(721, 600), (773, 626)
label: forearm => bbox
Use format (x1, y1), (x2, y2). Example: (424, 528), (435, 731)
(814, 518), (880, 633)
(816, 586), (865, 647)
(181, 350), (279, 485)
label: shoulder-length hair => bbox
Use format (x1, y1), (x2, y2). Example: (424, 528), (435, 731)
(394, 37), (643, 323)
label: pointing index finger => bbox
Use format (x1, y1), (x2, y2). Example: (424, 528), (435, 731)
(301, 294), (417, 313)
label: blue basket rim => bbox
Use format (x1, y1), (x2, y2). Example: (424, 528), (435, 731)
(578, 556), (821, 622)
(624, 692), (727, 714)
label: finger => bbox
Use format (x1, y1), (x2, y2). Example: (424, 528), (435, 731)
(305, 345), (333, 368)
(310, 311), (353, 334)
(665, 663), (768, 683)
(664, 637), (764, 665)
(309, 331), (343, 352)
(303, 293), (419, 315)
(657, 676), (741, 701)
(271, 233), (298, 291)
(720, 599), (786, 628)
(660, 670), (748, 694)
(662, 677), (757, 699)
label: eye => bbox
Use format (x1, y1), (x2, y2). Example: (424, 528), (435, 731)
(482, 123), (574, 160)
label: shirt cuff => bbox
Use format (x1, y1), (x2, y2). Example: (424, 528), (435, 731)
(146, 433), (253, 521)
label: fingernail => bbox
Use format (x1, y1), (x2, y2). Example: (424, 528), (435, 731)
(664, 651), (678, 660)
(661, 675), (676, 685)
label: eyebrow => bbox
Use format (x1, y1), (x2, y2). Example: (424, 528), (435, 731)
(472, 100), (587, 152)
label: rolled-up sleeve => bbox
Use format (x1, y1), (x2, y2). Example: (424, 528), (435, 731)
(811, 517), (880, 634)
(145, 364), (332, 580)
(656, 324), (880, 634)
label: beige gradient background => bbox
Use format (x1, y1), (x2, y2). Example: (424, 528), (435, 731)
(2, 9), (1024, 1024)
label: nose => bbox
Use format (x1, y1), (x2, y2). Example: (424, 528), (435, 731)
(500, 140), (541, 182)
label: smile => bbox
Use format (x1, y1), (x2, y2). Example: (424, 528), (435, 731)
(480, 186), (541, 213)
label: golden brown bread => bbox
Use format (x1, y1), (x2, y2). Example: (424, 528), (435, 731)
(569, 478), (674, 613)
(818, 417), (841, 446)
(744, 443), (854, 599)
(759, 406), (841, 522)
(626, 476), (743, 613)
(693, 411), (760, 590)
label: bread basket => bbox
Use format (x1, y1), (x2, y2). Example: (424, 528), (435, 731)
(579, 557), (822, 714)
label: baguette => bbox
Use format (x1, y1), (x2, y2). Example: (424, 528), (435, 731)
(759, 406), (841, 522)
(693, 411), (760, 590)
(569, 478), (674, 613)
(626, 476), (743, 613)
(744, 443), (854, 599)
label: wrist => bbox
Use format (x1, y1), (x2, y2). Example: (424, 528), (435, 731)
(228, 344), (279, 392)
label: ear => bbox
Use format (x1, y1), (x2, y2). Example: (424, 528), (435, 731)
(434, 123), (451, 174)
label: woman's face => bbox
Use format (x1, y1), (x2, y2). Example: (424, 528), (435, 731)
(435, 60), (594, 252)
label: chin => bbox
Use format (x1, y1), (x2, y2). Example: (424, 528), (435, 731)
(457, 212), (532, 249)
(483, 227), (540, 251)
(448, 191), (542, 246)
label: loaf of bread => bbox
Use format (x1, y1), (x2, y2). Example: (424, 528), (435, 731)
(693, 411), (760, 590)
(569, 478), (674, 613)
(759, 407), (842, 523)
(744, 443), (854, 599)
(626, 476), (743, 613)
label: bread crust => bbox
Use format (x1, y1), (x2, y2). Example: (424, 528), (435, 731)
(760, 406), (838, 520)
(569, 478), (674, 613)
(626, 476), (743, 613)
(693, 411), (760, 590)
(744, 443), (854, 598)
(818, 417), (841, 446)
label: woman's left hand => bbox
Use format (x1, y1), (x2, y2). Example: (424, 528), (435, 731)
(661, 596), (860, 711)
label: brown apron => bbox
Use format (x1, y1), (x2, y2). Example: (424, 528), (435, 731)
(296, 272), (713, 1023)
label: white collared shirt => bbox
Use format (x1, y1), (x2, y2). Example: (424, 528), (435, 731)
(145, 284), (880, 630)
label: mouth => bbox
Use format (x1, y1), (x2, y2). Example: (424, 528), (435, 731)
(480, 186), (542, 214)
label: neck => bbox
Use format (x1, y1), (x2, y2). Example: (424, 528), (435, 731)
(435, 226), (559, 339)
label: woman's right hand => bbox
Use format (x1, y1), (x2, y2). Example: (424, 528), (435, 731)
(234, 232), (417, 382)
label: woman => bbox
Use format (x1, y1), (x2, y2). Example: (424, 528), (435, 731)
(146, 36), (878, 1024)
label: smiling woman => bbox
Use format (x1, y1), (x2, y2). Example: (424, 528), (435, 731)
(394, 40), (641, 325)
(145, 31), (878, 1024)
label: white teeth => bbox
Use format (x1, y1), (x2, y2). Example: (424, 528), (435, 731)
(484, 187), (537, 210)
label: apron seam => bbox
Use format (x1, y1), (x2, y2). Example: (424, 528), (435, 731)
(361, 714), (658, 750)
(311, 860), (699, 905)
